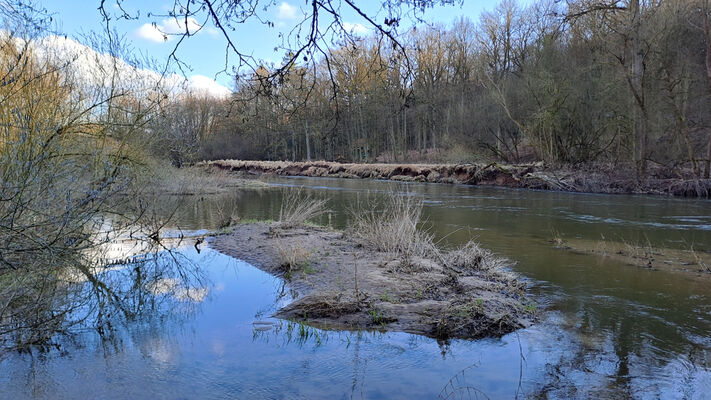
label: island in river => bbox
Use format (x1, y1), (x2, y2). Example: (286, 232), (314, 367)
(210, 222), (535, 339)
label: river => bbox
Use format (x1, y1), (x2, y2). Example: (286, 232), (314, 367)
(1, 176), (710, 399)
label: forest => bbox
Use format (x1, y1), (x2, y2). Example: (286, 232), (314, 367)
(157, 0), (711, 182)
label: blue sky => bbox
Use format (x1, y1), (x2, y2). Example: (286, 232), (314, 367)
(43, 1), (509, 89)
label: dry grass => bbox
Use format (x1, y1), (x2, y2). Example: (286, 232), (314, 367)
(214, 199), (240, 229)
(445, 240), (505, 273)
(277, 188), (328, 229)
(548, 228), (568, 248)
(348, 192), (437, 259)
(348, 191), (516, 280)
(274, 239), (313, 277)
(689, 245), (710, 273)
(151, 164), (268, 195)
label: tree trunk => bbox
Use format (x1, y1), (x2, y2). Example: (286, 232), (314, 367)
(704, 1), (711, 178)
(402, 108), (407, 160)
(630, 0), (648, 178)
(389, 115), (397, 162)
(291, 130), (296, 161)
(304, 120), (311, 161)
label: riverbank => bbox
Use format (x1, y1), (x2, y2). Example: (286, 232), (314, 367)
(150, 164), (269, 196)
(210, 222), (535, 339)
(207, 160), (711, 197)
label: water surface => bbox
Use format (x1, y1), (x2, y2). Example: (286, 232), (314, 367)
(2, 177), (710, 399)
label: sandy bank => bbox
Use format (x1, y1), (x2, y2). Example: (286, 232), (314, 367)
(210, 223), (535, 340)
(208, 160), (711, 197)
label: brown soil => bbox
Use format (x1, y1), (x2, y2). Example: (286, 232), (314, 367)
(209, 223), (535, 339)
(207, 160), (711, 198)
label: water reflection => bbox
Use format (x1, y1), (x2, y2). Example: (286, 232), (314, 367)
(2, 178), (711, 398)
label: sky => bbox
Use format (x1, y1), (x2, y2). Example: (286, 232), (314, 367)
(41, 1), (510, 91)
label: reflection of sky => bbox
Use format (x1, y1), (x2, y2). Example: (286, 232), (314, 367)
(1, 247), (710, 398)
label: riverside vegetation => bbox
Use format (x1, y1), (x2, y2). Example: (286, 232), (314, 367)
(0, 5), (257, 350)
(210, 190), (535, 339)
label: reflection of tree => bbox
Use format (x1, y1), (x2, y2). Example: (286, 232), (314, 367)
(532, 297), (711, 398)
(347, 332), (371, 400)
(1, 246), (207, 353)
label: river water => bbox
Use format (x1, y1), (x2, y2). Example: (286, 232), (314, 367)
(2, 176), (710, 399)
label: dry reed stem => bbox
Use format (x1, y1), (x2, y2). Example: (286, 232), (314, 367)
(349, 192), (437, 259)
(277, 187), (328, 229)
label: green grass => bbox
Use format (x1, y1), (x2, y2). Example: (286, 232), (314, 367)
(523, 301), (537, 313)
(300, 262), (317, 275)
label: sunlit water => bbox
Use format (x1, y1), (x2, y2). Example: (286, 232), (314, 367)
(2, 177), (711, 399)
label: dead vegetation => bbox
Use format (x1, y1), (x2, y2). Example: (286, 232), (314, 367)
(274, 239), (315, 278)
(149, 164), (269, 196)
(210, 191), (535, 340)
(276, 188), (328, 229)
(349, 194), (436, 259)
(552, 235), (711, 275)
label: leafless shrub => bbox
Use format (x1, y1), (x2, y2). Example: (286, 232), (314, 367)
(668, 179), (711, 198)
(0, 16), (199, 349)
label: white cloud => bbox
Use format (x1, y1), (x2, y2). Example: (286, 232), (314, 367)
(343, 22), (368, 35)
(136, 23), (168, 43)
(187, 75), (231, 98)
(134, 17), (203, 43)
(27, 35), (231, 99)
(204, 27), (221, 36)
(161, 17), (202, 35)
(277, 2), (298, 21)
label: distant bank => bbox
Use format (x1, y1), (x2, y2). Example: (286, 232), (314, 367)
(208, 160), (711, 198)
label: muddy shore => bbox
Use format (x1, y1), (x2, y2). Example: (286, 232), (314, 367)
(209, 223), (535, 340)
(208, 160), (711, 197)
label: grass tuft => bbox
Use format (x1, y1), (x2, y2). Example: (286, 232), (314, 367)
(349, 192), (436, 259)
(277, 188), (328, 229)
(274, 240), (313, 278)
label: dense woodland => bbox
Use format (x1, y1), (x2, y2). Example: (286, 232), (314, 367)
(158, 0), (711, 179)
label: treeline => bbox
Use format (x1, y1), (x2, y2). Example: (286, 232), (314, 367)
(161, 0), (711, 179)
